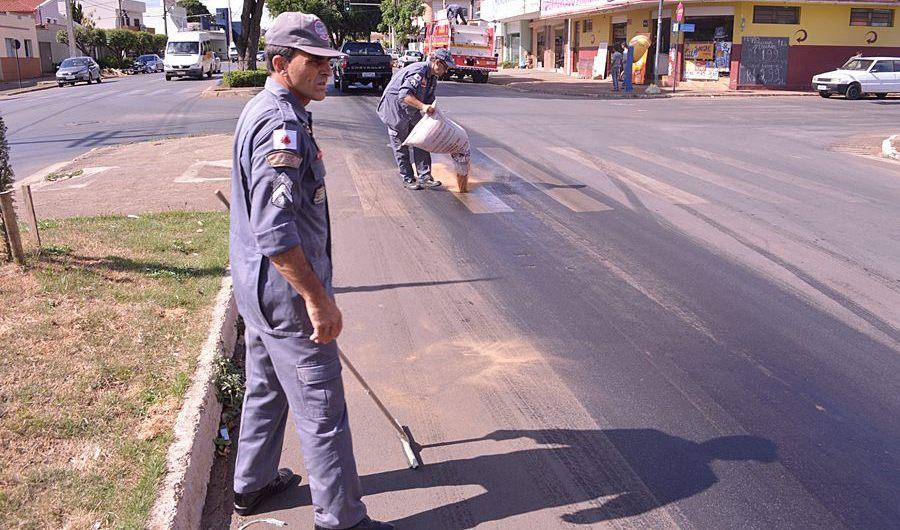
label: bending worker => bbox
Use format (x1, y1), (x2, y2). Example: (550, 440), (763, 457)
(229, 11), (392, 530)
(446, 3), (467, 24)
(377, 48), (455, 190)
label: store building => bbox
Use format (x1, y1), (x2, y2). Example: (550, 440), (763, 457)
(0, 10), (42, 81)
(481, 0), (539, 66)
(536, 0), (899, 89)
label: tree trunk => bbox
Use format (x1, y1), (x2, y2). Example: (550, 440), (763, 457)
(239, 0), (265, 70)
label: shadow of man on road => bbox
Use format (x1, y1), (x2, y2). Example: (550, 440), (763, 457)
(267, 428), (777, 528)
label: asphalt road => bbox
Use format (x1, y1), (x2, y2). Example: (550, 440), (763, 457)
(7, 76), (899, 528)
(2, 69), (247, 180)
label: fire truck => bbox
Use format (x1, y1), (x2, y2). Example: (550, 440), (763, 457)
(423, 17), (497, 83)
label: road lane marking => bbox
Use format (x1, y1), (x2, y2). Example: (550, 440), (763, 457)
(432, 161), (513, 214)
(345, 152), (408, 218)
(174, 160), (231, 183)
(478, 147), (612, 212)
(678, 146), (868, 203)
(610, 145), (797, 204)
(551, 147), (707, 205)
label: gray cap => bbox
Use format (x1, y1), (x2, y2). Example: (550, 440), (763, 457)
(264, 12), (344, 58)
(430, 48), (455, 69)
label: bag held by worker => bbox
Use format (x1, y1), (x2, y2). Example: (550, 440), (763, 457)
(403, 108), (470, 155)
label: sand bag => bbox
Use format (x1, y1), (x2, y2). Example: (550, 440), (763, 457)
(451, 149), (471, 192)
(403, 109), (470, 155)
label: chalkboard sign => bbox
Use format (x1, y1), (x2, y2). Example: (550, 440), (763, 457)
(738, 37), (788, 86)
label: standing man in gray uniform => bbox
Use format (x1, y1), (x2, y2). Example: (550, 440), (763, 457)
(377, 49), (454, 190)
(229, 12), (393, 530)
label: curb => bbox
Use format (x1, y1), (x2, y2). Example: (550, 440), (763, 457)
(882, 135), (899, 160)
(147, 277), (238, 530)
(491, 81), (816, 100)
(0, 82), (56, 97)
(202, 82), (263, 98)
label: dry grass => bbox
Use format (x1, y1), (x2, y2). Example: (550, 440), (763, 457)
(0, 211), (229, 529)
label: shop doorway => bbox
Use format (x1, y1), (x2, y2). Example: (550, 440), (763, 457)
(573, 21), (581, 73)
(554, 23), (566, 70)
(648, 18), (672, 79)
(681, 16), (734, 81)
(509, 32), (521, 66)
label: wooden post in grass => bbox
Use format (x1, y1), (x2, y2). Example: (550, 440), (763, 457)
(214, 190), (230, 210)
(0, 191), (25, 265)
(19, 184), (40, 252)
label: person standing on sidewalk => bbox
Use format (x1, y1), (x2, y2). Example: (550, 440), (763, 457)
(229, 12), (393, 530)
(610, 44), (624, 92)
(376, 49), (454, 190)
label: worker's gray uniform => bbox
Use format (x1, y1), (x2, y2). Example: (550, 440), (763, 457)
(230, 77), (366, 530)
(377, 62), (437, 182)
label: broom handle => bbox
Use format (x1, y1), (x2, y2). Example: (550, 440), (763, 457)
(338, 348), (409, 441)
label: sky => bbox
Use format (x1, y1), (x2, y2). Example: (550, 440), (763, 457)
(144, 0), (274, 27)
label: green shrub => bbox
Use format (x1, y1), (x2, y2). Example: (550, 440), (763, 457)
(500, 60), (517, 69)
(223, 70), (268, 88)
(99, 56), (127, 69)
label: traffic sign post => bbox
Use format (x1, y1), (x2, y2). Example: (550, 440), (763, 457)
(13, 39), (22, 90)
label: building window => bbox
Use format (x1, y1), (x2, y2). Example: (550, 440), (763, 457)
(850, 8), (894, 27)
(5, 38), (16, 57)
(134, 18), (140, 27)
(24, 39), (33, 57)
(752, 6), (800, 24)
(583, 19), (593, 33)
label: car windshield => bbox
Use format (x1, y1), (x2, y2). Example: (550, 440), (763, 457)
(167, 41), (199, 55)
(343, 42), (385, 55)
(138, 55), (155, 62)
(60, 58), (89, 68)
(840, 59), (874, 71)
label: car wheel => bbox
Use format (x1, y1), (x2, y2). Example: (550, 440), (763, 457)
(845, 83), (862, 100)
(166, 75), (172, 81)
(58, 82), (64, 87)
(875, 93), (887, 99)
(96, 75), (101, 83)
(206, 68), (213, 78)
(456, 72), (465, 81)
(818, 91), (831, 98)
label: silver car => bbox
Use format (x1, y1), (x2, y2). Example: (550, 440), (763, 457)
(56, 56), (101, 86)
(137, 54), (164, 72)
(398, 50), (423, 68)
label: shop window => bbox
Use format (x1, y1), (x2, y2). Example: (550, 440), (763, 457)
(850, 8), (894, 27)
(752, 6), (800, 24)
(583, 19), (593, 33)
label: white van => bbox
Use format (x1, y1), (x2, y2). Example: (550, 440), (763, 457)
(164, 31), (227, 80)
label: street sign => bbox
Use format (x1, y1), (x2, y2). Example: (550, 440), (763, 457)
(13, 39), (21, 49)
(681, 23), (695, 32)
(676, 2), (684, 22)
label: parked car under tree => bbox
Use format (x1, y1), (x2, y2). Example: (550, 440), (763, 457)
(55, 57), (102, 86)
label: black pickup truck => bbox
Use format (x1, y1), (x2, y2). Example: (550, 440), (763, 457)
(332, 42), (393, 93)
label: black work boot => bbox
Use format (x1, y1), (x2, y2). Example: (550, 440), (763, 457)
(315, 516), (395, 530)
(233, 468), (299, 516)
(419, 176), (442, 189)
(403, 178), (422, 190)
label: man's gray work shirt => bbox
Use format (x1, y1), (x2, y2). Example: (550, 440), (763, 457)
(230, 77), (332, 337)
(377, 61), (437, 130)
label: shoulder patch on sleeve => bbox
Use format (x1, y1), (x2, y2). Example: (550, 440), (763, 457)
(266, 150), (303, 169)
(272, 129), (298, 150)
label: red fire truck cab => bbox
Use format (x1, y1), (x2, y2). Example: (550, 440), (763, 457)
(423, 18), (497, 83)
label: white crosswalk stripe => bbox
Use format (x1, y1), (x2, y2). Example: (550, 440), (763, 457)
(479, 147), (613, 213)
(610, 145), (797, 204)
(551, 146), (707, 205)
(431, 161), (513, 214)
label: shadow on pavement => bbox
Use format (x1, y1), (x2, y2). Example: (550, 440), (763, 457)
(334, 277), (497, 294)
(260, 428), (777, 528)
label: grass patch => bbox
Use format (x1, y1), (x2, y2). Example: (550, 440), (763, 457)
(45, 169), (84, 182)
(0, 211), (229, 528)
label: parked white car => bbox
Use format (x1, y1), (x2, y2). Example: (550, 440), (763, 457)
(812, 57), (900, 100)
(397, 50), (424, 68)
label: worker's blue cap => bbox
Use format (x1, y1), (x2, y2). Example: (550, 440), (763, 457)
(430, 48), (455, 69)
(265, 12), (344, 58)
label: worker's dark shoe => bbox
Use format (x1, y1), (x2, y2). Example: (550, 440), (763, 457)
(233, 468), (299, 516)
(315, 516), (395, 530)
(403, 178), (422, 190)
(419, 177), (442, 189)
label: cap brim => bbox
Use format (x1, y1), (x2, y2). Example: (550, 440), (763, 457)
(298, 45), (346, 58)
(441, 59), (455, 69)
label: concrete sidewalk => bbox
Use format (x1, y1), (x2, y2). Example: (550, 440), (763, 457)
(489, 68), (815, 99)
(0, 75), (57, 96)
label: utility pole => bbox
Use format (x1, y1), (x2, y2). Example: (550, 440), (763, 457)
(118, 0), (124, 28)
(646, 0), (664, 93)
(163, 0), (169, 35)
(64, 0), (77, 58)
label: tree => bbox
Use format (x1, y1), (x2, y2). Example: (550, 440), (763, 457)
(107, 29), (137, 59)
(236, 0), (266, 69)
(136, 31), (154, 54)
(267, 0), (381, 47)
(56, 26), (106, 56)
(0, 115), (12, 259)
(72, 2), (84, 24)
(152, 34), (169, 54)
(379, 0), (423, 48)
(176, 0), (211, 18)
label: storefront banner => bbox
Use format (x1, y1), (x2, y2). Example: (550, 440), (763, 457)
(684, 42), (714, 61)
(684, 59), (719, 80)
(541, 0), (630, 18)
(481, 0), (540, 21)
(714, 41), (731, 71)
